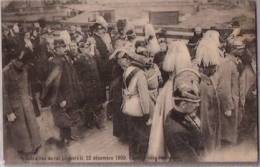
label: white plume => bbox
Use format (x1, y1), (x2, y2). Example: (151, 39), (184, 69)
(203, 30), (221, 47)
(195, 38), (221, 66)
(163, 41), (192, 73)
(145, 24), (160, 56)
(59, 30), (71, 46)
(145, 24), (156, 39)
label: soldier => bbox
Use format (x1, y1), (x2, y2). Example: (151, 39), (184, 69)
(74, 39), (105, 129)
(113, 19), (127, 48)
(91, 17), (113, 103)
(194, 35), (223, 154)
(2, 25), (20, 67)
(187, 27), (203, 60)
(40, 39), (84, 145)
(147, 42), (202, 162)
(218, 39), (245, 146)
(3, 44), (41, 159)
(238, 40), (257, 142)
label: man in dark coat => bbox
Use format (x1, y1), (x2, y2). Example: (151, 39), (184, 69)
(154, 31), (169, 86)
(41, 39), (84, 144)
(92, 22), (113, 102)
(74, 41), (105, 129)
(2, 25), (21, 67)
(187, 27), (203, 60)
(3, 47), (41, 158)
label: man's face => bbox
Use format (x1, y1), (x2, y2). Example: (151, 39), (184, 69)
(195, 30), (202, 36)
(24, 32), (30, 40)
(3, 29), (9, 36)
(158, 38), (167, 52)
(117, 57), (130, 70)
(32, 30), (38, 37)
(13, 25), (19, 33)
(199, 65), (217, 77)
(14, 59), (25, 69)
(176, 100), (200, 114)
(47, 42), (54, 50)
(69, 43), (78, 53)
(96, 27), (106, 35)
(55, 46), (66, 55)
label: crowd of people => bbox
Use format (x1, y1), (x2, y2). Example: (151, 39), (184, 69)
(2, 16), (257, 162)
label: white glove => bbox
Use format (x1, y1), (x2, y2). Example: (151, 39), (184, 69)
(224, 110), (232, 117)
(59, 100), (67, 108)
(7, 113), (16, 122)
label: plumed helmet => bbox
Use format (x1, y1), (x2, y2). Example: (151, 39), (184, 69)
(59, 30), (71, 46)
(163, 41), (192, 73)
(96, 16), (108, 30)
(195, 38), (222, 67)
(144, 23), (156, 40)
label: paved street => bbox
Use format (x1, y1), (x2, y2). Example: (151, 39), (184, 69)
(5, 111), (129, 163)
(4, 111), (257, 163)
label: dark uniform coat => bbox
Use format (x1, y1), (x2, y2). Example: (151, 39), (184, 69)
(41, 54), (84, 128)
(216, 55), (241, 144)
(164, 110), (203, 162)
(108, 62), (128, 139)
(93, 34), (112, 89)
(74, 53), (102, 105)
(199, 74), (221, 153)
(3, 61), (41, 153)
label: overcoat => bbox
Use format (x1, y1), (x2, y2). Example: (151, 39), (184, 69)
(41, 54), (84, 128)
(3, 61), (41, 153)
(215, 55), (241, 144)
(74, 53), (103, 105)
(199, 74), (221, 153)
(108, 63), (128, 139)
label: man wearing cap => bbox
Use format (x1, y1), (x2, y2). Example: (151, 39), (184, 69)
(2, 25), (18, 67)
(188, 27), (203, 60)
(3, 47), (41, 158)
(238, 40), (257, 142)
(74, 39), (104, 129)
(194, 38), (223, 154)
(147, 41), (202, 162)
(216, 39), (245, 146)
(92, 18), (113, 103)
(113, 19), (127, 49)
(154, 29), (169, 85)
(41, 39), (84, 145)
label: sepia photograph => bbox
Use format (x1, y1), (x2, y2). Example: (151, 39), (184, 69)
(1, 0), (258, 164)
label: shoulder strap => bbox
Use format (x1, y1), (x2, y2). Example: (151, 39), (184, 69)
(123, 68), (140, 89)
